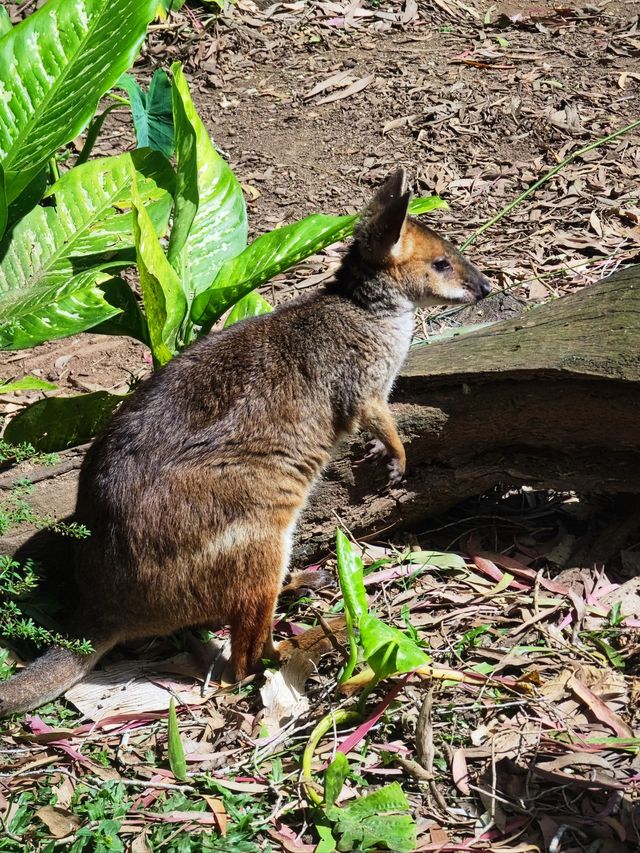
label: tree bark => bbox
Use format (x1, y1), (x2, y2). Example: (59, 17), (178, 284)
(296, 265), (640, 560)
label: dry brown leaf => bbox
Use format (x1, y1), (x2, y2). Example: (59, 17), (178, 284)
(316, 75), (374, 105)
(131, 832), (153, 853)
(51, 776), (75, 809)
(259, 659), (310, 736)
(451, 748), (470, 795)
(35, 806), (81, 839)
(305, 68), (353, 99)
(202, 795), (228, 836)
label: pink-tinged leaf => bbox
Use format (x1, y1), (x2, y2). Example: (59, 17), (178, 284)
(568, 676), (634, 738)
(142, 811), (217, 825)
(267, 823), (316, 853)
(24, 717), (97, 768)
(586, 582), (619, 605)
(451, 748), (470, 795)
(473, 551), (572, 596)
(471, 556), (528, 590)
(336, 678), (409, 758)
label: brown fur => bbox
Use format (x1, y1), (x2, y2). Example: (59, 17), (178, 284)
(0, 169), (490, 716)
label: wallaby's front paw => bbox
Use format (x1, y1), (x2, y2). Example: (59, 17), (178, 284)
(363, 438), (387, 463)
(386, 457), (405, 488)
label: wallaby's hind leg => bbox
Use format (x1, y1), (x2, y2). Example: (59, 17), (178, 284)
(230, 580), (281, 680)
(228, 537), (290, 680)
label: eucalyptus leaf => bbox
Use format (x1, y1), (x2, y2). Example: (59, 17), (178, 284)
(168, 63), (248, 306)
(4, 391), (127, 452)
(404, 550), (467, 570)
(191, 196), (446, 328)
(0, 0), (158, 202)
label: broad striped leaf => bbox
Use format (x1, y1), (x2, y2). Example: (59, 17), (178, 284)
(223, 291), (272, 328)
(0, 269), (121, 350)
(0, 0), (157, 202)
(0, 7), (12, 37)
(0, 161), (6, 240)
(169, 63), (247, 304)
(131, 169), (186, 365)
(0, 149), (174, 350)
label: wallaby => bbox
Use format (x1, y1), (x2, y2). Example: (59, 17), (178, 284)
(0, 169), (491, 716)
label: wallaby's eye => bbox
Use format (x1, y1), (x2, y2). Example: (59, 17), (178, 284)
(432, 257), (452, 273)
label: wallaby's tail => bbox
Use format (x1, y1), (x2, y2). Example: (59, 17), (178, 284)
(0, 640), (111, 717)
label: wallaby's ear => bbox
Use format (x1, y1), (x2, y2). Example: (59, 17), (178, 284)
(356, 168), (412, 264)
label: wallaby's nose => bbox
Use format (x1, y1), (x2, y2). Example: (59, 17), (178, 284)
(478, 276), (492, 297)
(467, 272), (491, 300)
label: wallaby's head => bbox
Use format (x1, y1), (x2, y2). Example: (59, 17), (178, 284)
(354, 168), (491, 307)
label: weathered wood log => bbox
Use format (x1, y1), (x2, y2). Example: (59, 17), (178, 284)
(1, 266), (639, 564)
(296, 265), (640, 560)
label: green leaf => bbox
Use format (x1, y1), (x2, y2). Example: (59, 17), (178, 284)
(191, 196), (446, 327)
(336, 529), (367, 684)
(5, 167), (48, 232)
(131, 169), (186, 364)
(118, 70), (174, 157)
(315, 825), (338, 853)
(359, 613), (429, 682)
(93, 277), (149, 345)
(168, 62), (248, 304)
(0, 161), (6, 240)
(324, 752), (349, 808)
(0, 7), (12, 37)
(335, 530), (367, 628)
(0, 377), (57, 394)
(4, 391), (126, 452)
(327, 782), (416, 853)
(0, 270), (122, 351)
(223, 291), (272, 328)
(0, 149), (174, 350)
(168, 698), (188, 782)
(0, 0), (158, 203)
(75, 104), (121, 167)
(403, 550), (467, 570)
